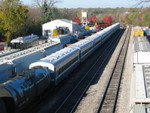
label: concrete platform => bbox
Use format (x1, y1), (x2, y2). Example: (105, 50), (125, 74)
(132, 35), (150, 113)
(134, 65), (146, 99)
(134, 52), (150, 64)
(134, 36), (150, 52)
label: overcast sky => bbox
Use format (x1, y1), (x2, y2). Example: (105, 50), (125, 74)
(21, 0), (139, 8)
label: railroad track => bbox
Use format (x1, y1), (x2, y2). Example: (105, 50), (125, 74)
(96, 26), (131, 113)
(54, 29), (125, 113)
(19, 29), (125, 113)
(0, 49), (20, 58)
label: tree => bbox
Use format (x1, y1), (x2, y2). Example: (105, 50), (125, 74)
(72, 17), (81, 24)
(32, 0), (61, 23)
(0, 0), (28, 43)
(103, 16), (112, 23)
(138, 0), (150, 4)
(41, 0), (53, 22)
(135, 0), (150, 7)
(88, 15), (98, 24)
(143, 12), (150, 25)
(33, 0), (60, 8)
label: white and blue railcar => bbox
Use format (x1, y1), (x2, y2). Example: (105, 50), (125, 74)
(9, 50), (45, 75)
(49, 34), (77, 47)
(102, 23), (119, 38)
(97, 23), (119, 45)
(69, 39), (94, 62)
(29, 47), (80, 85)
(85, 31), (104, 50)
(11, 35), (39, 50)
(0, 42), (63, 84)
(0, 23), (120, 113)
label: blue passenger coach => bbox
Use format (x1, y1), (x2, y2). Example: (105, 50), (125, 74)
(69, 39), (93, 62)
(29, 47), (80, 84)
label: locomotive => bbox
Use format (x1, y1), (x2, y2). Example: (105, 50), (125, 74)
(0, 23), (120, 113)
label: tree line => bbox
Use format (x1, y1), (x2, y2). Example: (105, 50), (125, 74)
(0, 0), (149, 43)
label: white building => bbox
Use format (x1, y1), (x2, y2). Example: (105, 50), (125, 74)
(42, 19), (80, 36)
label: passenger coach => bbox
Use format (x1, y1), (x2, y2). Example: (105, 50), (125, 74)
(0, 23), (120, 113)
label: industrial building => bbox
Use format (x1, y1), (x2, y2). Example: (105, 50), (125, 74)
(42, 19), (81, 36)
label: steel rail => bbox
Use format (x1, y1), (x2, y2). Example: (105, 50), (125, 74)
(18, 31), (121, 113)
(55, 29), (124, 113)
(96, 26), (131, 113)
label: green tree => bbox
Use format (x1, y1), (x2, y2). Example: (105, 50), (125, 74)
(32, 0), (61, 23)
(143, 12), (150, 25)
(33, 0), (60, 8)
(41, 1), (52, 22)
(0, 0), (28, 43)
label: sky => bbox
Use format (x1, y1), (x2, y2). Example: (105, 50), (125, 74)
(21, 0), (139, 8)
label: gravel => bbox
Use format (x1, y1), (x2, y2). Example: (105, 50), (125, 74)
(74, 28), (131, 113)
(115, 28), (133, 113)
